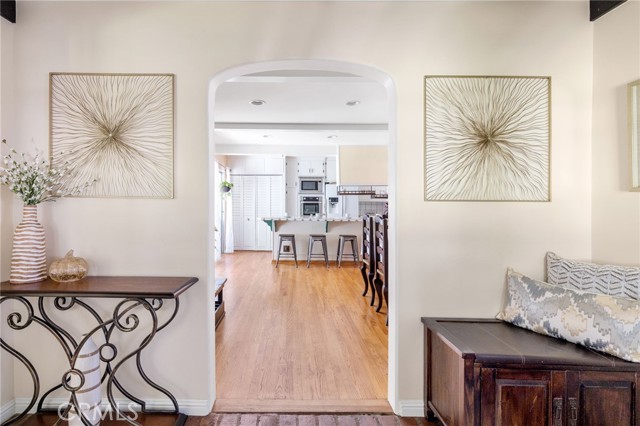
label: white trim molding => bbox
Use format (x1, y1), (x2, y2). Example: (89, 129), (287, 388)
(398, 400), (424, 417)
(9, 397), (211, 419)
(1, 400), (15, 424)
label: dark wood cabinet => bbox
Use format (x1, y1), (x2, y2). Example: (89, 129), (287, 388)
(422, 318), (640, 426)
(566, 370), (639, 426)
(479, 368), (564, 426)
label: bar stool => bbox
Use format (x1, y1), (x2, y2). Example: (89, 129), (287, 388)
(307, 234), (329, 268)
(337, 234), (360, 268)
(276, 234), (298, 268)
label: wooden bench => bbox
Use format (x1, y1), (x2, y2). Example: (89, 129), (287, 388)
(215, 278), (227, 328)
(422, 317), (640, 426)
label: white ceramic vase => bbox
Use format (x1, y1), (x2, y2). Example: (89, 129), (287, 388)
(70, 336), (102, 426)
(10, 204), (47, 284)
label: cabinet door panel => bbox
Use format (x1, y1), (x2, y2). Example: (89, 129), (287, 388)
(482, 369), (559, 426)
(497, 380), (549, 426)
(568, 371), (638, 426)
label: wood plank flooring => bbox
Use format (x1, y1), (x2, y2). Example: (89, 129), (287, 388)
(214, 252), (389, 413)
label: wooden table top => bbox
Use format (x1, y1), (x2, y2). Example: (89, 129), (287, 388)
(0, 276), (198, 299)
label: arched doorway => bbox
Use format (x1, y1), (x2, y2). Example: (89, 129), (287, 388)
(207, 59), (398, 412)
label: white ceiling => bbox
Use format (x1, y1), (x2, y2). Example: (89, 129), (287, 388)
(213, 70), (390, 148)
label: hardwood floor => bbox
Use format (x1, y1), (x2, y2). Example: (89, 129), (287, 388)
(214, 252), (389, 413)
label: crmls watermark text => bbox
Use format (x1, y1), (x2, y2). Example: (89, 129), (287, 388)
(57, 402), (139, 422)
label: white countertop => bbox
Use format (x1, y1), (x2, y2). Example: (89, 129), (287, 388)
(260, 216), (361, 223)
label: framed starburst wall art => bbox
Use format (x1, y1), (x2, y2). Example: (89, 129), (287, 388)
(424, 76), (551, 201)
(50, 73), (175, 198)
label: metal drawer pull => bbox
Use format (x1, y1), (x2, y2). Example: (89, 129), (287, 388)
(568, 397), (578, 426)
(553, 398), (563, 426)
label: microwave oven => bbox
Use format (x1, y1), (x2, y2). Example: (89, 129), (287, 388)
(299, 178), (323, 193)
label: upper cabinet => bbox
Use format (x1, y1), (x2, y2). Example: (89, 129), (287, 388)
(338, 146), (387, 185)
(297, 158), (325, 177)
(325, 157), (337, 183)
(228, 156), (284, 175)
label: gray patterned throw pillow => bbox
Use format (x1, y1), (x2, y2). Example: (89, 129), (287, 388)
(546, 252), (640, 300)
(497, 269), (640, 363)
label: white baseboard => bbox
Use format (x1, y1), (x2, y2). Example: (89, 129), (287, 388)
(1, 400), (15, 423)
(0, 398), (419, 419)
(398, 400), (424, 417)
(11, 397), (210, 417)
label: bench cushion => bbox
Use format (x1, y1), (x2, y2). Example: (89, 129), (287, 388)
(546, 252), (640, 300)
(497, 269), (640, 363)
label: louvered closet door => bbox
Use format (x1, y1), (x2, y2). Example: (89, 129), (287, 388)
(255, 176), (272, 250)
(231, 175), (244, 249)
(231, 175), (284, 251)
(242, 176), (257, 250)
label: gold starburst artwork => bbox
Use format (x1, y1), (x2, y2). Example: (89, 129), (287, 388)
(424, 76), (550, 201)
(50, 73), (174, 198)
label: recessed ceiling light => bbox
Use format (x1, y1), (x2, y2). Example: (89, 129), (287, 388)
(251, 99), (266, 106)
(346, 100), (360, 107)
(263, 134), (271, 138)
(327, 135), (338, 139)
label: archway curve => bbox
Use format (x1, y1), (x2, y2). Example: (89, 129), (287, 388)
(207, 58), (398, 413)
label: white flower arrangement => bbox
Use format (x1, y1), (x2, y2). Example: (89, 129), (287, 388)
(0, 139), (95, 205)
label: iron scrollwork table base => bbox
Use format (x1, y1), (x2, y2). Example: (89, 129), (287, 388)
(0, 276), (198, 426)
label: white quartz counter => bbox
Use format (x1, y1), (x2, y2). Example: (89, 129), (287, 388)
(260, 216), (361, 223)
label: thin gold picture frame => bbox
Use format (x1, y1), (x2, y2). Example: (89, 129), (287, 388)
(629, 79), (640, 192)
(49, 73), (175, 199)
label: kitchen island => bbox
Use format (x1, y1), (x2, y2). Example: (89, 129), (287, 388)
(260, 216), (362, 264)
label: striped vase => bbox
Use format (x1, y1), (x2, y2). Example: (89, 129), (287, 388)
(10, 204), (47, 284)
(70, 336), (102, 426)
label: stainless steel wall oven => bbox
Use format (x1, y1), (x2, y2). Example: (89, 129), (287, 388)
(300, 196), (322, 216)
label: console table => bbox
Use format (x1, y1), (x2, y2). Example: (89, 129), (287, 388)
(423, 318), (640, 426)
(0, 276), (198, 426)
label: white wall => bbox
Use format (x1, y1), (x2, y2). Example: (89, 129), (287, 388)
(0, 16), (16, 417)
(592, 1), (640, 266)
(339, 146), (387, 185)
(1, 1), (594, 415)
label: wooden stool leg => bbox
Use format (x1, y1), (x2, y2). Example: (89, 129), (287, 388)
(337, 237), (343, 268)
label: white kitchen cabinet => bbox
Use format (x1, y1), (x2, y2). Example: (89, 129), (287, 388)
(285, 157), (298, 217)
(231, 175), (284, 251)
(265, 157), (284, 175)
(297, 158), (325, 177)
(285, 157), (298, 188)
(325, 157), (337, 182)
(228, 156), (284, 175)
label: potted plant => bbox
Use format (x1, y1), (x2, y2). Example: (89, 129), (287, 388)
(0, 139), (94, 283)
(220, 180), (234, 193)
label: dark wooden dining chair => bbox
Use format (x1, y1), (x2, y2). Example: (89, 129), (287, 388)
(373, 214), (389, 325)
(360, 214), (377, 307)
